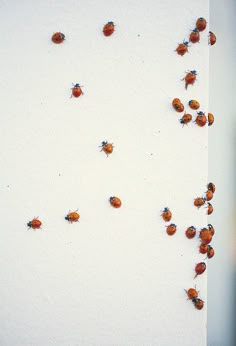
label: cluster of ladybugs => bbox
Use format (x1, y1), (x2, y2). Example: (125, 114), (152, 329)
(185, 287), (204, 310)
(172, 98), (214, 127)
(176, 17), (216, 57)
(51, 22), (115, 98)
(161, 182), (216, 309)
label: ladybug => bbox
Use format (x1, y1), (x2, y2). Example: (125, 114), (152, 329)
(207, 182), (215, 193)
(161, 207), (172, 222)
(194, 262), (206, 278)
(208, 112), (214, 126)
(199, 228), (212, 244)
(65, 210), (80, 223)
(199, 243), (208, 254)
(208, 224), (215, 236)
(103, 21), (115, 36)
(205, 190), (214, 201)
(194, 197), (205, 208)
(184, 70), (197, 90)
(209, 31), (216, 46)
(176, 41), (189, 56)
(185, 226), (196, 239)
(100, 141), (114, 156)
(195, 111), (207, 127)
(71, 83), (83, 98)
(189, 99), (200, 110)
(192, 298), (204, 310)
(166, 223), (177, 236)
(207, 202), (213, 215)
(172, 98), (181, 108)
(174, 103), (185, 113)
(180, 113), (192, 126)
(189, 29), (200, 43)
(27, 218), (42, 229)
(206, 245), (215, 259)
(51, 32), (65, 44)
(109, 196), (122, 208)
(196, 17), (207, 32)
(185, 287), (198, 300)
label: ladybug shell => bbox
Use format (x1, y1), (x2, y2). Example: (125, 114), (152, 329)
(51, 32), (65, 44)
(194, 197), (205, 208)
(66, 212), (80, 222)
(199, 228), (212, 244)
(208, 224), (215, 236)
(186, 288), (198, 299)
(207, 245), (215, 259)
(110, 196), (122, 208)
(209, 31), (216, 45)
(102, 143), (113, 155)
(189, 29), (200, 43)
(72, 86), (83, 98)
(185, 226), (196, 239)
(208, 113), (214, 126)
(194, 262), (206, 277)
(189, 100), (200, 110)
(205, 190), (213, 201)
(199, 243), (208, 254)
(29, 218), (42, 229)
(207, 203), (213, 215)
(196, 17), (207, 32)
(161, 208), (172, 222)
(195, 113), (207, 127)
(166, 224), (177, 236)
(174, 103), (184, 112)
(176, 43), (188, 56)
(172, 98), (181, 108)
(192, 298), (204, 310)
(207, 182), (215, 193)
(185, 72), (197, 89)
(103, 22), (115, 36)
(180, 113), (192, 125)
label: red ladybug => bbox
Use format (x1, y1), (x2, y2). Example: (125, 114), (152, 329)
(208, 113), (214, 126)
(192, 298), (204, 310)
(199, 243), (208, 254)
(208, 224), (215, 236)
(189, 29), (200, 43)
(109, 196), (122, 208)
(27, 218), (42, 229)
(161, 207), (172, 222)
(195, 111), (207, 127)
(194, 197), (205, 208)
(199, 228), (212, 244)
(51, 32), (65, 44)
(184, 70), (197, 89)
(103, 21), (115, 36)
(209, 31), (216, 45)
(172, 98), (181, 108)
(185, 226), (196, 239)
(71, 83), (83, 98)
(100, 141), (114, 156)
(185, 287), (198, 300)
(207, 202), (213, 215)
(194, 262), (206, 278)
(206, 245), (215, 259)
(65, 210), (80, 223)
(207, 182), (215, 193)
(189, 99), (200, 110)
(176, 41), (189, 56)
(205, 190), (214, 201)
(180, 113), (192, 126)
(166, 224), (177, 236)
(196, 17), (207, 32)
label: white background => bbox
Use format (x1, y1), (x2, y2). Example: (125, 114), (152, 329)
(0, 1), (213, 345)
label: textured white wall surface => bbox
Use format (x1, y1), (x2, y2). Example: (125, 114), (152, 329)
(0, 1), (209, 345)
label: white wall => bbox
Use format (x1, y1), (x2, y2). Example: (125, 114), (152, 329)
(208, 1), (236, 346)
(0, 1), (210, 345)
